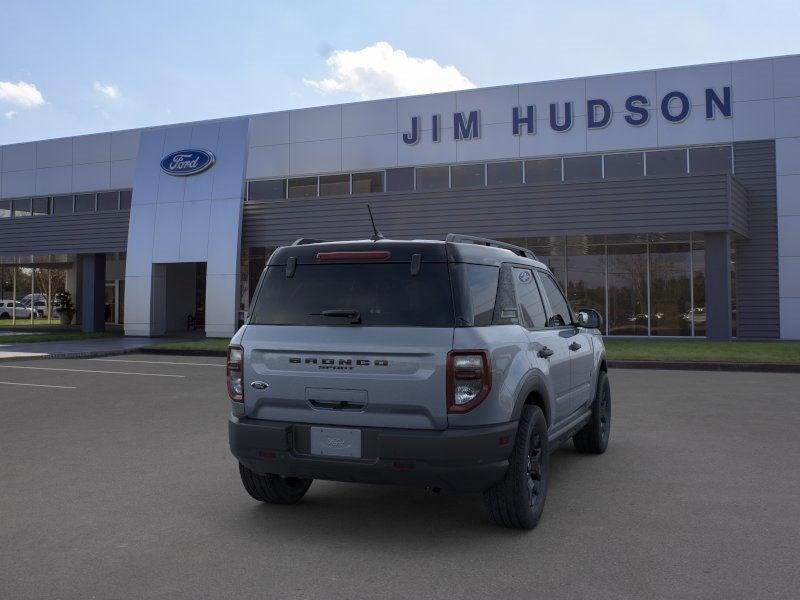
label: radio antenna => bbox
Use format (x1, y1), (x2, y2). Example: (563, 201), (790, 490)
(367, 204), (384, 241)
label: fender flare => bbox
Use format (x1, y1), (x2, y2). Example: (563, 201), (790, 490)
(510, 369), (554, 426)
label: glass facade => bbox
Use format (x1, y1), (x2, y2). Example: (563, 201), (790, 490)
(500, 233), (711, 336)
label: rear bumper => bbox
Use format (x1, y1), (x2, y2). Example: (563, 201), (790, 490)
(229, 415), (517, 493)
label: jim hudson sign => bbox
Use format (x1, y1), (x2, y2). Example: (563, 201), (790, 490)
(401, 86), (732, 145)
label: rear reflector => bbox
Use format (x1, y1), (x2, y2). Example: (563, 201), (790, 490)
(316, 251), (391, 261)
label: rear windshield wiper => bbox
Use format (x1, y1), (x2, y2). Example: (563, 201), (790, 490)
(310, 309), (362, 324)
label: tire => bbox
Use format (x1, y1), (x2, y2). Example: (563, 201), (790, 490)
(0, 312), (9, 320)
(483, 405), (549, 530)
(238, 463), (312, 505)
(573, 371), (611, 454)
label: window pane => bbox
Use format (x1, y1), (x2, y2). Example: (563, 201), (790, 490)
(604, 152), (644, 178)
(512, 268), (547, 328)
(319, 174), (350, 196)
(249, 179), (286, 201)
(352, 172), (384, 194)
(98, 191), (119, 211)
(526, 236), (566, 288)
(119, 190), (132, 210)
(646, 149), (686, 176)
(32, 197), (49, 216)
(690, 145), (732, 174)
(525, 158), (561, 184)
(386, 167), (414, 192)
(567, 244), (606, 329)
(487, 161), (523, 186)
(539, 272), (572, 327)
(563, 155), (602, 181)
(607, 244), (648, 335)
(74, 194), (96, 212)
(451, 163), (485, 188)
(649, 242), (691, 336)
(287, 177), (317, 198)
(416, 166), (449, 191)
(0, 200), (10, 218)
(692, 238), (706, 336)
(52, 195), (74, 214)
(12, 198), (32, 217)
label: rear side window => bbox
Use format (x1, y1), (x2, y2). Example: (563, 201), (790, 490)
(249, 263), (454, 327)
(539, 272), (573, 326)
(512, 268), (547, 328)
(452, 264), (499, 326)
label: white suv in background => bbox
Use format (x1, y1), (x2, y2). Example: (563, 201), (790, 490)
(0, 301), (32, 320)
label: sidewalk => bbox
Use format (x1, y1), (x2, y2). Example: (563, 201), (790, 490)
(0, 336), (181, 361)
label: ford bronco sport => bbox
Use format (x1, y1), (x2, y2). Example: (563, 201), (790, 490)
(228, 234), (610, 529)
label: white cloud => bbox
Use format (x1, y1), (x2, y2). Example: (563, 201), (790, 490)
(0, 81), (44, 107)
(304, 41), (475, 100)
(93, 82), (121, 100)
(4, 110), (16, 119)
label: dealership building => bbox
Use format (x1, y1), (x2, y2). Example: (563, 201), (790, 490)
(1, 54), (799, 340)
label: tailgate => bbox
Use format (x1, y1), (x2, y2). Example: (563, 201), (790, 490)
(242, 326), (454, 430)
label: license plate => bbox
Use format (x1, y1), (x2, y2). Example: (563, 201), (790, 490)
(310, 427), (362, 458)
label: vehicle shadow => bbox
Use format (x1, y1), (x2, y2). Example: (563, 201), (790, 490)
(222, 446), (589, 544)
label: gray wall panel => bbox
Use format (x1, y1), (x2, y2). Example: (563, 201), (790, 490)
(243, 174), (745, 247)
(0, 211), (130, 256)
(732, 140), (779, 339)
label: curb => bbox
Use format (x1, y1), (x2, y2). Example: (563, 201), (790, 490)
(139, 348), (227, 357)
(0, 347), (144, 363)
(607, 360), (800, 373)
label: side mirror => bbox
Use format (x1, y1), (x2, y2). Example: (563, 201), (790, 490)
(576, 309), (603, 330)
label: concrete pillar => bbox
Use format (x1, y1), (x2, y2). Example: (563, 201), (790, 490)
(150, 263), (167, 336)
(80, 254), (106, 333)
(704, 232), (732, 341)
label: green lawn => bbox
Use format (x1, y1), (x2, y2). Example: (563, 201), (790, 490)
(148, 338), (230, 352)
(0, 331), (121, 344)
(146, 336), (800, 364)
(604, 339), (800, 364)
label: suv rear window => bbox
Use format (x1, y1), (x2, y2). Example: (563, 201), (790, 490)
(249, 263), (454, 327)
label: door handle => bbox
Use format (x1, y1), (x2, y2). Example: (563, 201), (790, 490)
(537, 346), (554, 359)
(569, 342), (582, 351)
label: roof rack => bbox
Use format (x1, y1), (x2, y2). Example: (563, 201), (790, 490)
(445, 234), (538, 260)
(291, 238), (329, 246)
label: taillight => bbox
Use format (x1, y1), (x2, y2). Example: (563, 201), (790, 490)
(447, 350), (491, 413)
(227, 345), (244, 402)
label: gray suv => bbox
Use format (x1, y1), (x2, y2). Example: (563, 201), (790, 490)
(228, 235), (610, 529)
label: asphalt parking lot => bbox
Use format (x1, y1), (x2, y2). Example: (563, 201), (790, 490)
(1, 355), (799, 600)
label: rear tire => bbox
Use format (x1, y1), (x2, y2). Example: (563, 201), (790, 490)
(573, 371), (611, 454)
(238, 463), (312, 505)
(483, 405), (549, 530)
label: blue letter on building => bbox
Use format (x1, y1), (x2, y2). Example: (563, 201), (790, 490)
(587, 99), (612, 129)
(705, 87), (731, 119)
(432, 114), (441, 142)
(661, 91), (691, 123)
(624, 95), (650, 126)
(549, 102), (573, 132)
(402, 116), (420, 145)
(512, 106), (536, 135)
(454, 111), (480, 140)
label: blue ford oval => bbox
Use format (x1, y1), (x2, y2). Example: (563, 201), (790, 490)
(160, 149), (216, 176)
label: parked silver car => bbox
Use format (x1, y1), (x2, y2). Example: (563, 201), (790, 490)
(228, 235), (610, 529)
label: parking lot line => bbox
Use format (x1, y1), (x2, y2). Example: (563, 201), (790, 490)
(89, 358), (223, 367)
(0, 380), (77, 389)
(0, 365), (185, 378)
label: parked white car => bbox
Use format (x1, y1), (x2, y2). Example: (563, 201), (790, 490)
(0, 300), (32, 320)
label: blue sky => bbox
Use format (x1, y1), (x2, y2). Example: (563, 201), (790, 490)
(1, 0), (799, 144)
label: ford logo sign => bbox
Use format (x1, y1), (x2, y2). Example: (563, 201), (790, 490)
(160, 149), (215, 176)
